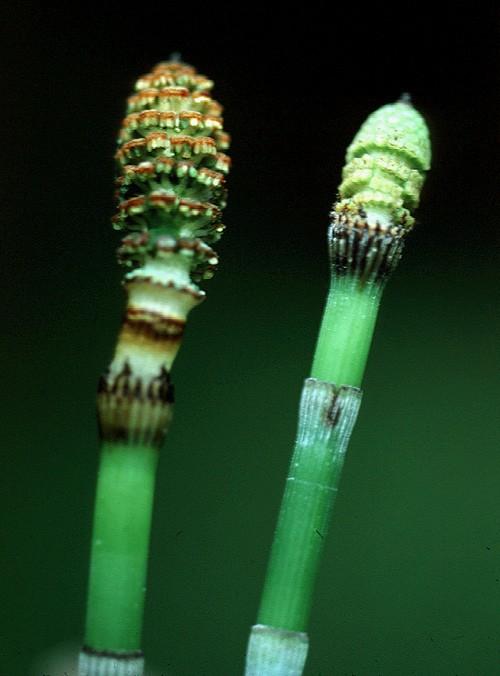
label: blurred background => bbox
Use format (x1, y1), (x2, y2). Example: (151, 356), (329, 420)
(1, 5), (498, 675)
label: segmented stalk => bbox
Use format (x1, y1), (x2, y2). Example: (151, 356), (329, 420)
(106, 60), (230, 407)
(80, 60), (230, 676)
(245, 99), (430, 675)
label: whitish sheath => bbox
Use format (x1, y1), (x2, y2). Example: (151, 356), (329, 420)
(245, 99), (430, 675)
(79, 60), (230, 676)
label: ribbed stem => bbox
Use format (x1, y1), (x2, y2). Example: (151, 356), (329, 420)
(245, 259), (390, 675)
(245, 97), (430, 675)
(84, 443), (159, 651)
(256, 379), (362, 631)
(311, 275), (382, 387)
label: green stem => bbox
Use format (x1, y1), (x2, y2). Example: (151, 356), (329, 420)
(311, 274), (382, 387)
(255, 273), (380, 634)
(245, 274), (384, 676)
(256, 379), (362, 632)
(84, 442), (159, 651)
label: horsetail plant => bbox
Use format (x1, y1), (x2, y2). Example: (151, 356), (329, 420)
(244, 99), (431, 675)
(79, 60), (230, 676)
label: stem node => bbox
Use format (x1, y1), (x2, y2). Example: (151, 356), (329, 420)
(245, 624), (308, 676)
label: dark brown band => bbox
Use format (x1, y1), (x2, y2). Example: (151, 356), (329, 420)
(328, 214), (404, 285)
(97, 362), (174, 448)
(81, 645), (144, 660)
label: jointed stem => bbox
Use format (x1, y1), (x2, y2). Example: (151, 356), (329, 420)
(79, 60), (231, 675)
(246, 376), (362, 676)
(254, 271), (380, 637)
(245, 96), (431, 675)
(257, 379), (362, 632)
(245, 273), (386, 675)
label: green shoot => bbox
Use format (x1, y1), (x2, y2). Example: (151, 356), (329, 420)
(245, 99), (431, 676)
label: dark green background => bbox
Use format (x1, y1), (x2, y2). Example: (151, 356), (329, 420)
(2, 6), (498, 675)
